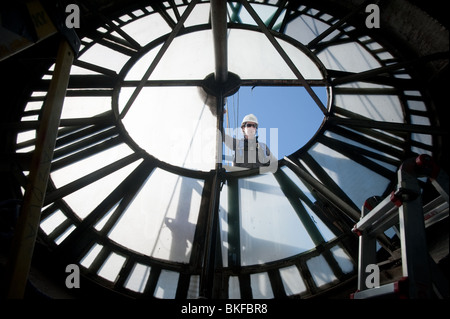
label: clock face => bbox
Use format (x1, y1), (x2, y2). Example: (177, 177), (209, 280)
(15, 1), (439, 298)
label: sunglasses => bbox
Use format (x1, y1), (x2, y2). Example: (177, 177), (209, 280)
(243, 123), (257, 128)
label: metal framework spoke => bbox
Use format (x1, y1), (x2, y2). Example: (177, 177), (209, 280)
(331, 51), (449, 86)
(239, 0), (328, 115)
(328, 116), (447, 135)
(306, 0), (374, 50)
(119, 0), (200, 119)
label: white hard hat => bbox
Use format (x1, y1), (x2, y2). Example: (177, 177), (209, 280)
(241, 114), (258, 127)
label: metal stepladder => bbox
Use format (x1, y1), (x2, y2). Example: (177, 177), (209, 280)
(351, 155), (449, 299)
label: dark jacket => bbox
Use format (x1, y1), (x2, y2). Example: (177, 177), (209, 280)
(228, 136), (272, 169)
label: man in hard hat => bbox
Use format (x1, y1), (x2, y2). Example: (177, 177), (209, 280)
(223, 114), (277, 172)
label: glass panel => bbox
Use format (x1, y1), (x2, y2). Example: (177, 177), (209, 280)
(330, 245), (354, 274)
(411, 133), (432, 156)
(250, 272), (274, 299)
(121, 13), (171, 46)
(285, 14), (340, 45)
(94, 202), (120, 231)
(228, 276), (241, 299)
(308, 142), (391, 208)
(184, 3), (210, 27)
(123, 46), (159, 80)
(60, 162), (140, 220)
(80, 243), (103, 268)
(24, 100), (43, 112)
(154, 269), (179, 299)
(187, 275), (200, 299)
(124, 31), (214, 81)
(228, 29), (322, 80)
(278, 39), (324, 80)
(234, 3), (278, 26)
(317, 42), (381, 73)
(50, 145), (139, 219)
(239, 173), (315, 265)
(306, 254), (337, 287)
(323, 130), (398, 172)
(108, 168), (204, 263)
(54, 224), (76, 245)
(60, 96), (111, 119)
(279, 265), (307, 296)
(70, 64), (100, 75)
(16, 129), (36, 153)
(52, 142), (132, 180)
(97, 252), (127, 282)
(120, 86), (217, 170)
(124, 263), (151, 293)
(40, 209), (67, 235)
(78, 43), (129, 74)
(281, 167), (337, 241)
(334, 92), (403, 123)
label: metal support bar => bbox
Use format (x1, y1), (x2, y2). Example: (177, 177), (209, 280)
(5, 39), (74, 299)
(430, 169), (449, 203)
(307, 0), (375, 49)
(239, 0), (328, 115)
(327, 116), (447, 135)
(119, 0), (199, 119)
(331, 52), (449, 86)
(227, 177), (241, 267)
(352, 194), (398, 236)
(200, 170), (222, 298)
(284, 156), (360, 221)
(200, 86), (225, 298)
(211, 0), (228, 83)
(273, 169), (325, 246)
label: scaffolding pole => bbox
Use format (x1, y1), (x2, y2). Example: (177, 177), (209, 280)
(5, 39), (74, 299)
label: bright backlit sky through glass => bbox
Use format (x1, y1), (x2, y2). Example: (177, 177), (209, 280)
(224, 85), (327, 161)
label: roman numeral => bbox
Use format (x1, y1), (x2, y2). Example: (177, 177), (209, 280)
(53, 159), (156, 261)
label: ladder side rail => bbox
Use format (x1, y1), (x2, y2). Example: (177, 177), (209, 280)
(397, 169), (432, 298)
(353, 195), (397, 235)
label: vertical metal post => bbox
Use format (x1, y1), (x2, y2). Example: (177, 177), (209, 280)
(211, 0), (228, 83)
(227, 177), (240, 267)
(5, 39), (74, 298)
(356, 202), (378, 292)
(199, 0), (229, 298)
(200, 90), (225, 298)
(397, 169), (432, 298)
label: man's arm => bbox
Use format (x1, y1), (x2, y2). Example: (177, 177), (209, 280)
(259, 143), (278, 174)
(223, 130), (237, 150)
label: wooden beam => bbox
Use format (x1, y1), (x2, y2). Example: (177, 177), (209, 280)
(5, 39), (74, 299)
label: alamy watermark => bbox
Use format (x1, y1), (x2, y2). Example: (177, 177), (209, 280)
(63, 3), (381, 30)
(365, 4), (380, 29)
(65, 4), (80, 29)
(65, 263), (80, 289)
(365, 264), (380, 289)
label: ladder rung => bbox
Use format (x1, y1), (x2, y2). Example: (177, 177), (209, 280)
(353, 194), (398, 236)
(351, 277), (409, 299)
(424, 196), (449, 228)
